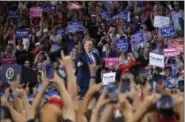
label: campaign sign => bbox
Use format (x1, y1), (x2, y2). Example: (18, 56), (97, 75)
(104, 58), (119, 67)
(15, 29), (29, 38)
(102, 72), (116, 85)
(164, 48), (180, 57)
(67, 21), (83, 32)
(42, 5), (56, 14)
(56, 28), (64, 36)
(30, 8), (43, 17)
(149, 53), (164, 68)
(118, 11), (130, 22)
(169, 40), (184, 52)
(116, 39), (129, 53)
(153, 16), (170, 28)
(131, 32), (144, 44)
(8, 10), (19, 18)
(68, 21), (83, 26)
(100, 10), (110, 20)
(160, 26), (176, 38)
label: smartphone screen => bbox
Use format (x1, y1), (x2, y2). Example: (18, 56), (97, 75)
(46, 65), (55, 79)
(58, 67), (67, 79)
(8, 90), (14, 102)
(178, 80), (184, 92)
(121, 78), (131, 93)
(99, 85), (107, 94)
(108, 82), (118, 103)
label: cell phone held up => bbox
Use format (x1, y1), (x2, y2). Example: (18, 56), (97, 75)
(45, 65), (55, 79)
(120, 78), (131, 93)
(107, 82), (118, 103)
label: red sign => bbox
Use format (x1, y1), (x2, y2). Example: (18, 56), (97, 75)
(169, 40), (184, 53)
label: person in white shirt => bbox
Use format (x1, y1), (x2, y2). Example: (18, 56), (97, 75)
(49, 28), (62, 61)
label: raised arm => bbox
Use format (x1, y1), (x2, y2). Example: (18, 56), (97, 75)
(28, 73), (49, 120)
(60, 51), (78, 109)
(51, 72), (76, 121)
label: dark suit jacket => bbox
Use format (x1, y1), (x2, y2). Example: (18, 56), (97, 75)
(75, 52), (100, 87)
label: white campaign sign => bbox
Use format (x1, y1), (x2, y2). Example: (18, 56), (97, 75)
(102, 72), (116, 85)
(154, 16), (170, 28)
(149, 53), (164, 68)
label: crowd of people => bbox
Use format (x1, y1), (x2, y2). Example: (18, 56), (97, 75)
(0, 1), (184, 122)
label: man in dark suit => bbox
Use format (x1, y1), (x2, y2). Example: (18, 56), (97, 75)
(76, 40), (99, 97)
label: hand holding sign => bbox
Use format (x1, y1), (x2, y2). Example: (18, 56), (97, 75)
(102, 72), (116, 85)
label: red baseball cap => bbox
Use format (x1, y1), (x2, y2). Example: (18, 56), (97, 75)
(46, 96), (64, 110)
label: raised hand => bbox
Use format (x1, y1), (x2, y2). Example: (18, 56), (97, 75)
(60, 51), (73, 67)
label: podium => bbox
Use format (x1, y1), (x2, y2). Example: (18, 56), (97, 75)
(1, 64), (37, 86)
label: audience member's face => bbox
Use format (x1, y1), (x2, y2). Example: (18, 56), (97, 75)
(24, 60), (30, 68)
(37, 63), (42, 70)
(84, 41), (93, 53)
(6, 45), (13, 53)
(73, 34), (78, 42)
(165, 68), (171, 76)
(19, 45), (24, 51)
(127, 27), (132, 34)
(53, 62), (59, 68)
(157, 42), (163, 49)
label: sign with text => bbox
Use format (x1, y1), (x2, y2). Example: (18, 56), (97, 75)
(67, 21), (83, 32)
(154, 16), (170, 28)
(116, 39), (129, 53)
(160, 26), (176, 38)
(149, 53), (164, 68)
(118, 11), (130, 22)
(42, 5), (56, 14)
(30, 8), (43, 17)
(102, 72), (116, 85)
(100, 10), (110, 20)
(169, 40), (184, 53)
(131, 32), (145, 44)
(104, 58), (119, 67)
(15, 29), (29, 38)
(8, 10), (19, 18)
(164, 48), (180, 57)
(56, 28), (64, 36)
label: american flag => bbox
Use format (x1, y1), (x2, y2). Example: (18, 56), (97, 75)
(68, 2), (83, 10)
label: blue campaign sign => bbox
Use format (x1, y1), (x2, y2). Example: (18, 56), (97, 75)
(112, 15), (119, 20)
(116, 39), (129, 52)
(67, 21), (83, 32)
(100, 11), (110, 20)
(15, 29), (29, 38)
(56, 28), (64, 36)
(42, 5), (56, 14)
(118, 11), (130, 22)
(160, 26), (176, 38)
(68, 21), (83, 26)
(8, 10), (19, 18)
(131, 32), (145, 44)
